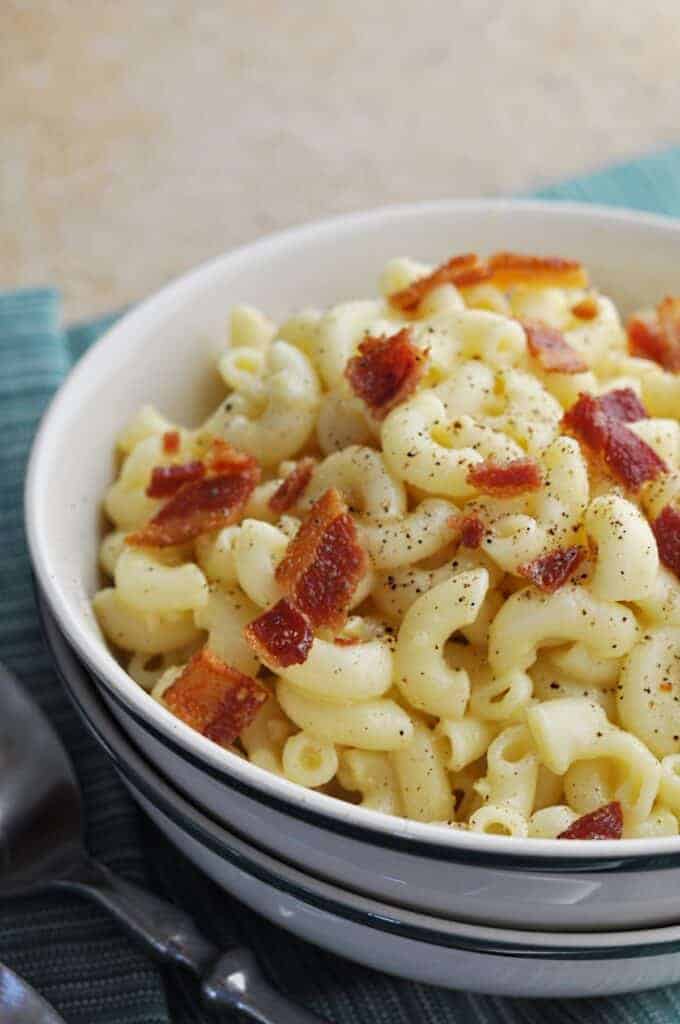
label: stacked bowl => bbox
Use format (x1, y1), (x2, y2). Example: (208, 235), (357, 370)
(26, 201), (680, 998)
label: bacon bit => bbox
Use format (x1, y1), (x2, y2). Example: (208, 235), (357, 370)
(269, 458), (315, 515)
(245, 490), (368, 669)
(522, 320), (588, 374)
(146, 461), (205, 498)
(467, 458), (542, 497)
(244, 598), (314, 668)
(389, 254), (487, 312)
(518, 546), (587, 593)
(206, 439), (260, 476)
(130, 439), (260, 547)
(129, 473), (257, 546)
(563, 392), (665, 491)
(389, 251), (587, 310)
(598, 387), (648, 423)
(163, 648), (268, 745)
(458, 514), (485, 549)
(558, 802), (623, 840)
(446, 264), (493, 290)
(162, 430), (181, 454)
(655, 297), (680, 371)
(276, 488), (368, 630)
(628, 300), (680, 373)
(334, 636), (360, 646)
(651, 505), (680, 581)
(571, 297), (598, 320)
(276, 488), (345, 583)
(628, 315), (667, 367)
(660, 681), (673, 692)
(488, 252), (588, 290)
(605, 420), (667, 490)
(129, 467), (260, 547)
(562, 392), (610, 450)
(345, 328), (427, 419)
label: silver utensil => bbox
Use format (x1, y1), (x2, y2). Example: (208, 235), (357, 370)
(0, 659), (327, 1024)
(0, 962), (67, 1024)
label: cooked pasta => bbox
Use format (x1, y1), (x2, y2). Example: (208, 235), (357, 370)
(94, 249), (680, 839)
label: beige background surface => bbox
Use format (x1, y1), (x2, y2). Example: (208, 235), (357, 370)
(3, 1), (680, 321)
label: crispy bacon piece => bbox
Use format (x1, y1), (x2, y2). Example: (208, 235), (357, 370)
(146, 461), (206, 498)
(276, 488), (368, 630)
(129, 452), (260, 547)
(518, 546), (586, 593)
(389, 254), (488, 312)
(276, 488), (345, 584)
(522, 320), (587, 374)
(562, 392), (610, 450)
(657, 297), (680, 365)
(651, 505), (680, 581)
(628, 300), (680, 373)
(487, 251), (588, 290)
(467, 458), (542, 497)
(598, 387), (648, 423)
(269, 458), (315, 515)
(628, 315), (664, 364)
(444, 264), (492, 290)
(457, 514), (485, 549)
(571, 297), (598, 320)
(163, 648), (268, 745)
(605, 420), (667, 491)
(206, 439), (259, 475)
(558, 802), (623, 840)
(345, 328), (427, 419)
(389, 251), (587, 311)
(245, 489), (368, 668)
(244, 598), (314, 668)
(563, 392), (665, 491)
(162, 430), (180, 454)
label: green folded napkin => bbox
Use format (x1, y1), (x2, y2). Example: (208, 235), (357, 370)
(3, 146), (680, 1023)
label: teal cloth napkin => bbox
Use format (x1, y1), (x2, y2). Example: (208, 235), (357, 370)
(4, 145), (680, 1023)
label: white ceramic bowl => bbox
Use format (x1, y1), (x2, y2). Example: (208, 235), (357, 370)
(38, 590), (680, 999)
(26, 199), (680, 931)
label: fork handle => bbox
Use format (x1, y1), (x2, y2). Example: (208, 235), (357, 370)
(202, 946), (327, 1023)
(55, 855), (217, 974)
(55, 856), (328, 1021)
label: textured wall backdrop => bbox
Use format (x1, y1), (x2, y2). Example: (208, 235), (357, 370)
(3, 0), (680, 319)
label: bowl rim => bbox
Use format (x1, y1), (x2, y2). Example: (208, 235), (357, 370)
(25, 196), (680, 865)
(38, 586), (680, 960)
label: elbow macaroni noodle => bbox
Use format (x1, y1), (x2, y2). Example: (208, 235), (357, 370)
(94, 253), (680, 837)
